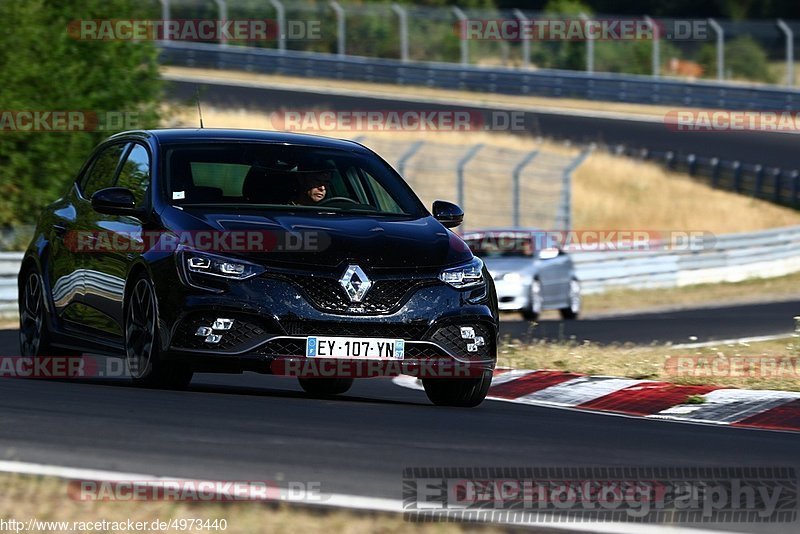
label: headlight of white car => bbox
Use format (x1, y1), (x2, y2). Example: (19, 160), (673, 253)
(501, 272), (523, 283)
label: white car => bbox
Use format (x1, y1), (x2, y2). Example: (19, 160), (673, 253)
(463, 229), (581, 321)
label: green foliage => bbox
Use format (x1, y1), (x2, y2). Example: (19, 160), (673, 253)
(697, 35), (775, 83)
(0, 0), (162, 227)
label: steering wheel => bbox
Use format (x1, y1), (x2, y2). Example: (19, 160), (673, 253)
(317, 196), (359, 206)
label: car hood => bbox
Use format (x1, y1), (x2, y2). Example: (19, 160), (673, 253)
(172, 209), (473, 270)
(481, 257), (535, 278)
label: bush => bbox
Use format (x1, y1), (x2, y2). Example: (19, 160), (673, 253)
(697, 35), (775, 83)
(0, 0), (162, 227)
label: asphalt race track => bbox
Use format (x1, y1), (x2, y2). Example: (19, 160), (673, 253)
(500, 298), (800, 345)
(166, 78), (800, 172)
(0, 311), (798, 534)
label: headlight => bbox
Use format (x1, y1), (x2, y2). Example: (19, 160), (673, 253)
(178, 246), (265, 283)
(502, 272), (522, 283)
(439, 257), (485, 289)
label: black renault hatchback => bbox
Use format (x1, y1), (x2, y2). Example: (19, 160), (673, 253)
(18, 129), (498, 406)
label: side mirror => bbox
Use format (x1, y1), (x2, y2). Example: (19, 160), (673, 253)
(432, 200), (464, 229)
(91, 187), (141, 217)
(538, 247), (560, 260)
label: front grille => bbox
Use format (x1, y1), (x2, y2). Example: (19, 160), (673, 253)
(260, 337), (306, 357)
(171, 312), (273, 352)
(430, 323), (494, 360)
(282, 320), (429, 340)
(404, 344), (449, 359)
(275, 273), (435, 314)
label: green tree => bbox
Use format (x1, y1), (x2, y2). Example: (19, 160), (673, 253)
(697, 35), (774, 83)
(0, 0), (162, 227)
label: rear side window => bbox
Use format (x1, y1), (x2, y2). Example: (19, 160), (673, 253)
(81, 144), (126, 198)
(116, 144), (151, 207)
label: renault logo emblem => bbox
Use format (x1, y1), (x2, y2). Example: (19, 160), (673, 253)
(339, 265), (372, 303)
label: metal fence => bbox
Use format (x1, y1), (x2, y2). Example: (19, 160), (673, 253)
(355, 135), (590, 230)
(154, 1), (800, 85)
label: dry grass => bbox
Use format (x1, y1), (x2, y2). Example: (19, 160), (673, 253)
(581, 270), (800, 316)
(0, 473), (500, 534)
(499, 327), (800, 392)
(163, 65), (697, 118)
(572, 152), (800, 233)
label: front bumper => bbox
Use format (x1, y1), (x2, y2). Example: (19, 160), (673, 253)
(153, 266), (498, 376)
(492, 278), (531, 312)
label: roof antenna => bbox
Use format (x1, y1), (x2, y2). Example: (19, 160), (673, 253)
(195, 86), (204, 129)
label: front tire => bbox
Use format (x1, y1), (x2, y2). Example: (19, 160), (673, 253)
(559, 278), (581, 320)
(125, 275), (193, 389)
(422, 370), (493, 407)
(521, 279), (542, 321)
(298, 377), (354, 396)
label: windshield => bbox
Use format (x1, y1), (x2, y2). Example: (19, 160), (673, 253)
(163, 142), (426, 216)
(463, 232), (535, 258)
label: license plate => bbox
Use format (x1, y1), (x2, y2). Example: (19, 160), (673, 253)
(306, 336), (404, 360)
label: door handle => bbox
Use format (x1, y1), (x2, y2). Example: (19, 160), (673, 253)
(53, 224), (68, 236)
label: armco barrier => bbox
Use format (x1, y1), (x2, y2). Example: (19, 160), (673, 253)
(2, 225), (799, 314)
(158, 41), (800, 111)
(571, 225), (800, 294)
(0, 253), (23, 315)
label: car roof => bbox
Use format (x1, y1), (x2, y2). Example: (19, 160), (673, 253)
(107, 128), (369, 151)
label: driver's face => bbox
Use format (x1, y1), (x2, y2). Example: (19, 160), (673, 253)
(306, 183), (326, 202)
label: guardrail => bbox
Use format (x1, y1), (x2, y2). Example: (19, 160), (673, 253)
(616, 147), (800, 208)
(158, 41), (800, 111)
(0, 253), (22, 316)
(2, 226), (799, 314)
(571, 225), (800, 294)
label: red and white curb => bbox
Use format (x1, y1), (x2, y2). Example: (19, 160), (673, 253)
(393, 370), (800, 432)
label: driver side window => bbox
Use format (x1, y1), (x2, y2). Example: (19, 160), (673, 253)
(81, 143), (126, 199)
(116, 144), (151, 207)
